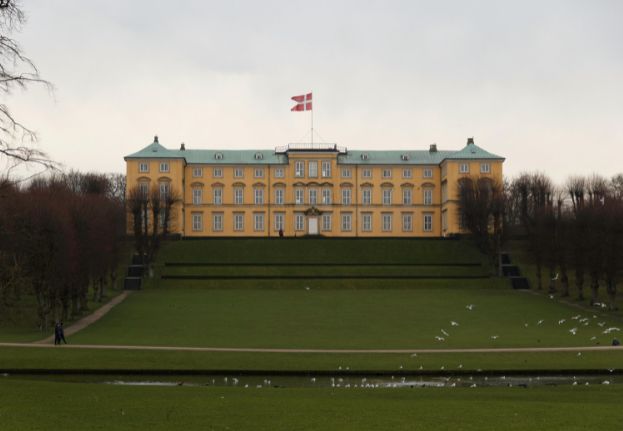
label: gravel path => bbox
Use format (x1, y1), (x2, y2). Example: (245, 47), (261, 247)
(33, 291), (131, 345)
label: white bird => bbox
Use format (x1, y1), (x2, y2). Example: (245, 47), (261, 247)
(577, 352), (582, 357)
(311, 377), (316, 383)
(571, 315), (581, 320)
(524, 323), (529, 328)
(602, 380), (610, 385)
(579, 318), (589, 323)
(470, 383), (477, 388)
(451, 321), (459, 327)
(572, 381), (578, 386)
(603, 327), (621, 334)
(551, 273), (559, 281)
(491, 335), (499, 340)
(549, 295), (554, 299)
(590, 336), (597, 341)
(466, 304), (475, 311)
(458, 364), (463, 369)
(440, 366), (445, 370)
(304, 286), (310, 290)
(435, 336), (445, 342)
(558, 319), (566, 325)
(537, 320), (544, 325)
(410, 353), (417, 357)
(441, 329), (450, 337)
(569, 327), (578, 335)
(598, 322), (606, 327)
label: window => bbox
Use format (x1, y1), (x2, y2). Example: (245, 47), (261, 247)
(424, 189), (433, 205)
(309, 189), (317, 205)
(362, 188), (372, 205)
(480, 163), (491, 174)
(402, 213), (413, 232)
(308, 161), (318, 178)
(214, 152), (223, 160)
(192, 188), (202, 205)
(212, 213), (223, 231)
(402, 188), (412, 205)
(213, 187), (223, 205)
(213, 167), (223, 178)
(423, 213), (433, 232)
(274, 213), (284, 231)
(295, 161), (305, 177)
(234, 213), (244, 231)
(192, 167), (203, 178)
(139, 182), (149, 198)
(254, 188), (264, 205)
(423, 168), (433, 178)
(159, 182), (170, 201)
(341, 213), (352, 231)
(254, 152), (264, 160)
(321, 161), (331, 178)
(341, 188), (352, 205)
(234, 167), (244, 178)
(382, 188), (392, 205)
(322, 214), (332, 231)
(382, 213), (392, 231)
(322, 189), (332, 205)
(192, 213), (203, 231)
(295, 213), (305, 231)
(341, 168), (352, 178)
(382, 168), (392, 178)
(459, 163), (469, 174)
(159, 162), (169, 173)
(274, 167), (284, 178)
(295, 188), (304, 205)
(254, 213), (265, 231)
(402, 168), (412, 179)
(234, 187), (244, 205)
(139, 162), (149, 173)
(362, 213), (372, 232)
(254, 168), (264, 178)
(362, 169), (372, 179)
(275, 188), (284, 205)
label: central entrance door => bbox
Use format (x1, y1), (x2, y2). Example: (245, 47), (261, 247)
(308, 216), (319, 235)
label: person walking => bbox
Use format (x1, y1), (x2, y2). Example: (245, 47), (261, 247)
(54, 322), (61, 345)
(58, 321), (67, 345)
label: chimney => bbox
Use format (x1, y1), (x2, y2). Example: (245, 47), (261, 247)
(154, 135), (159, 143)
(180, 142), (186, 151)
(429, 143), (437, 153)
(467, 137), (474, 145)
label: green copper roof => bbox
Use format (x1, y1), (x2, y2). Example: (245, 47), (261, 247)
(124, 137), (503, 165)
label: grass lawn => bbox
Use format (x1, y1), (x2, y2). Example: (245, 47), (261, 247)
(68, 287), (622, 349)
(1, 377), (622, 430)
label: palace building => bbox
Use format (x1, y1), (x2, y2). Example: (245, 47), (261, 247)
(124, 137), (504, 237)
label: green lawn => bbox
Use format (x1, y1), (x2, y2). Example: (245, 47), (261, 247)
(1, 377), (622, 430)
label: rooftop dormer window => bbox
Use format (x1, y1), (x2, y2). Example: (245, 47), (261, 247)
(254, 152), (264, 160)
(215, 152), (224, 160)
(361, 153), (369, 160)
(401, 154), (409, 161)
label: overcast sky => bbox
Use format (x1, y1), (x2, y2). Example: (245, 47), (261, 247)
(7, 0), (623, 182)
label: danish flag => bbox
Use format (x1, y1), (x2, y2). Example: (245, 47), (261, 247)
(291, 93), (312, 111)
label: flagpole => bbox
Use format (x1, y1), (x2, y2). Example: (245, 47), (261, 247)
(310, 90), (313, 145)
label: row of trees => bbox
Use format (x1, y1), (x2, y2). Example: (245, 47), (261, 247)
(458, 173), (623, 309)
(0, 172), (126, 330)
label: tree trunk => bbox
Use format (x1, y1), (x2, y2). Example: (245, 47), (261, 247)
(607, 278), (617, 311)
(560, 272), (569, 297)
(589, 274), (599, 306)
(576, 268), (584, 300)
(548, 267), (557, 294)
(536, 262), (543, 290)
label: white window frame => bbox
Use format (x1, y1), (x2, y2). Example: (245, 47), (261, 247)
(382, 213), (392, 232)
(254, 213), (265, 231)
(308, 161), (318, 178)
(159, 162), (169, 173)
(192, 188), (202, 205)
(192, 213), (203, 232)
(322, 213), (332, 231)
(480, 163), (491, 174)
(234, 187), (244, 205)
(139, 162), (149, 173)
(341, 188), (352, 205)
(192, 167), (203, 178)
(424, 189), (433, 205)
(402, 168), (412, 179)
(402, 213), (413, 232)
(234, 213), (244, 231)
(254, 168), (264, 178)
(139, 182), (149, 198)
(341, 168), (352, 178)
(212, 213), (223, 231)
(295, 161), (305, 177)
(362, 188), (372, 205)
(382, 168), (392, 179)
(322, 189), (332, 205)
(309, 188), (317, 205)
(459, 163), (469, 174)
(382, 188), (392, 206)
(423, 213), (433, 232)
(362, 169), (372, 179)
(402, 188), (412, 205)
(295, 188), (304, 205)
(254, 188), (264, 205)
(423, 168), (433, 178)
(275, 188), (284, 205)
(159, 182), (170, 201)
(321, 161), (331, 178)
(274, 213), (284, 231)
(213, 187), (223, 205)
(295, 213), (305, 231)
(213, 167), (223, 178)
(341, 213), (352, 231)
(234, 167), (244, 178)
(274, 167), (285, 178)
(362, 213), (372, 232)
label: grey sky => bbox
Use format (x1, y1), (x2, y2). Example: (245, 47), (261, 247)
(8, 0), (623, 182)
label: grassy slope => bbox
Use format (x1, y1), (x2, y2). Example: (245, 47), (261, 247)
(1, 378), (622, 431)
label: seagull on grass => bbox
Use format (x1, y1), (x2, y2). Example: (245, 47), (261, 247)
(441, 329), (450, 337)
(466, 304), (475, 311)
(569, 327), (578, 335)
(435, 336), (446, 342)
(490, 335), (499, 340)
(603, 327), (621, 334)
(450, 321), (459, 327)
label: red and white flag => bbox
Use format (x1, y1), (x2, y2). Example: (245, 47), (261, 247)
(291, 93), (312, 111)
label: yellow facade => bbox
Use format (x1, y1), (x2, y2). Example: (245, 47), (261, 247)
(125, 138), (504, 237)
